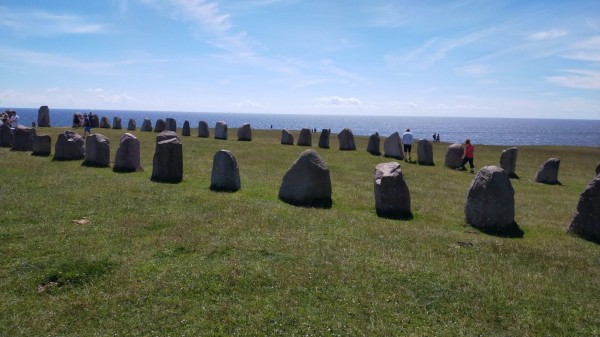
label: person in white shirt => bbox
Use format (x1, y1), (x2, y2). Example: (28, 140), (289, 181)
(9, 111), (19, 128)
(401, 128), (414, 162)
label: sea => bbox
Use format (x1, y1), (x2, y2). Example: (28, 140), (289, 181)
(3, 107), (600, 147)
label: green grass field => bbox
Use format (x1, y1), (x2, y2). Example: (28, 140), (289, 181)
(1, 127), (599, 336)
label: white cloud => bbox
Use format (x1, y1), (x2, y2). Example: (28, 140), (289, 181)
(528, 29), (567, 41)
(318, 96), (362, 106)
(545, 69), (600, 90)
(0, 6), (106, 36)
(459, 64), (490, 76)
(232, 99), (269, 109)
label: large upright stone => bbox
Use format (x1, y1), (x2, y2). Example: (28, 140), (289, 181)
(154, 119), (166, 133)
(198, 121), (210, 138)
(500, 147), (518, 178)
(91, 114), (100, 128)
(596, 161), (600, 176)
(140, 119), (153, 132)
(297, 128), (312, 146)
(445, 143), (464, 169)
(215, 121), (228, 140)
(0, 124), (14, 147)
(465, 166), (515, 230)
(567, 175), (600, 243)
(112, 116), (122, 129)
(182, 120), (191, 136)
(84, 133), (110, 167)
(151, 137), (183, 183)
(127, 119), (137, 131)
(32, 134), (52, 156)
(367, 132), (381, 155)
(384, 132), (403, 159)
(281, 129), (294, 145)
(99, 117), (111, 129)
(237, 123), (252, 141)
(278, 149), (332, 208)
(374, 162), (412, 219)
(113, 133), (141, 172)
(37, 106), (50, 127)
(11, 126), (36, 151)
(318, 129), (330, 149)
(54, 131), (85, 160)
(210, 150), (241, 192)
(417, 139), (434, 166)
(166, 118), (177, 132)
(338, 128), (356, 151)
(534, 158), (560, 185)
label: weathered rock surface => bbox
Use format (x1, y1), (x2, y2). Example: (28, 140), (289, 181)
(567, 175), (600, 243)
(113, 133), (141, 172)
(154, 119), (166, 133)
(278, 149), (332, 208)
(11, 126), (36, 151)
(367, 132), (381, 155)
(99, 117), (111, 129)
(215, 121), (228, 140)
(54, 130), (85, 160)
(210, 150), (241, 192)
(140, 119), (152, 132)
(37, 106), (51, 127)
(32, 134), (52, 156)
(417, 139), (434, 165)
(384, 132), (403, 159)
(596, 161), (600, 176)
(445, 143), (464, 169)
(112, 117), (122, 129)
(182, 120), (191, 136)
(281, 129), (294, 145)
(465, 166), (515, 230)
(297, 128), (312, 146)
(91, 114), (100, 128)
(318, 129), (330, 149)
(166, 118), (177, 132)
(237, 123), (252, 141)
(198, 121), (210, 138)
(0, 124), (14, 147)
(151, 137), (183, 183)
(338, 128), (356, 151)
(500, 147), (518, 178)
(534, 158), (560, 185)
(156, 131), (179, 143)
(84, 133), (110, 167)
(127, 119), (137, 131)
(374, 162), (412, 219)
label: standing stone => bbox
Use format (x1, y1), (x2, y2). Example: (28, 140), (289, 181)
(417, 139), (434, 165)
(11, 126), (36, 151)
(112, 116), (122, 129)
(32, 134), (52, 156)
(99, 117), (111, 129)
(53, 131), (85, 160)
(166, 118), (177, 132)
(567, 175), (600, 243)
(500, 147), (518, 178)
(281, 129), (294, 145)
(140, 119), (153, 132)
(318, 129), (330, 149)
(596, 161), (600, 176)
(465, 166), (515, 229)
(297, 128), (312, 146)
(278, 149), (332, 208)
(215, 121), (228, 140)
(237, 123), (252, 141)
(534, 158), (560, 185)
(127, 119), (137, 131)
(338, 128), (356, 151)
(154, 119), (166, 133)
(374, 162), (412, 219)
(156, 131), (179, 143)
(384, 132), (403, 159)
(182, 120), (191, 136)
(37, 106), (51, 127)
(113, 133), (141, 172)
(198, 121), (210, 138)
(91, 114), (100, 128)
(84, 133), (110, 167)
(445, 143), (464, 169)
(151, 137), (183, 183)
(0, 124), (13, 147)
(367, 132), (381, 155)
(210, 150), (241, 192)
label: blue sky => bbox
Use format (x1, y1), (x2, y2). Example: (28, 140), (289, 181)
(1, 0), (599, 119)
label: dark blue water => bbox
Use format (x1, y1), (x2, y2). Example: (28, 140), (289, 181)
(4, 107), (600, 147)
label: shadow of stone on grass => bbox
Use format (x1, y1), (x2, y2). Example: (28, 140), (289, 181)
(470, 221), (524, 238)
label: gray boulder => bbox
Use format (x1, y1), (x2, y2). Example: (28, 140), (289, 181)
(465, 166), (515, 230)
(338, 128), (356, 150)
(567, 175), (600, 243)
(113, 133), (141, 172)
(534, 158), (560, 185)
(182, 120), (191, 136)
(140, 119), (153, 132)
(32, 134), (52, 156)
(154, 119), (166, 133)
(11, 125), (36, 151)
(210, 150), (241, 192)
(384, 132), (403, 159)
(84, 133), (110, 167)
(112, 116), (122, 129)
(53, 130), (85, 160)
(198, 121), (210, 138)
(318, 129), (330, 149)
(417, 139), (434, 165)
(0, 124), (14, 147)
(281, 129), (294, 145)
(37, 106), (51, 127)
(166, 118), (177, 132)
(127, 119), (137, 131)
(91, 114), (100, 128)
(367, 132), (381, 155)
(445, 143), (464, 169)
(374, 162), (412, 219)
(596, 161), (600, 176)
(237, 123), (252, 141)
(151, 137), (183, 183)
(500, 147), (518, 178)
(215, 121), (228, 140)
(156, 131), (179, 143)
(297, 128), (312, 146)
(278, 149), (332, 208)
(99, 117), (111, 129)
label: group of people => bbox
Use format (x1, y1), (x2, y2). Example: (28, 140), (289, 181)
(0, 110), (19, 128)
(72, 112), (93, 138)
(402, 128), (474, 173)
(432, 132), (441, 143)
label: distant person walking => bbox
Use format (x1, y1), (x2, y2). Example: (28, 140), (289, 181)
(401, 128), (414, 162)
(458, 139), (475, 173)
(9, 111), (19, 128)
(83, 113), (92, 138)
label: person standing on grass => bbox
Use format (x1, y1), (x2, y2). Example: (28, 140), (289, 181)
(458, 139), (475, 173)
(83, 113), (92, 138)
(402, 128), (414, 162)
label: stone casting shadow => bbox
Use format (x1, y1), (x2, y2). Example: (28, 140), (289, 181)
(279, 197), (332, 209)
(470, 221), (524, 238)
(376, 210), (414, 221)
(508, 173), (520, 179)
(210, 186), (239, 193)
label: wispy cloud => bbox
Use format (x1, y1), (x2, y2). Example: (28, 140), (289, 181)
(317, 96), (362, 106)
(527, 29), (567, 41)
(0, 6), (106, 36)
(546, 69), (600, 90)
(320, 59), (365, 83)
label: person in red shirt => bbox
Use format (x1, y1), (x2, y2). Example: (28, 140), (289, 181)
(458, 139), (475, 173)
